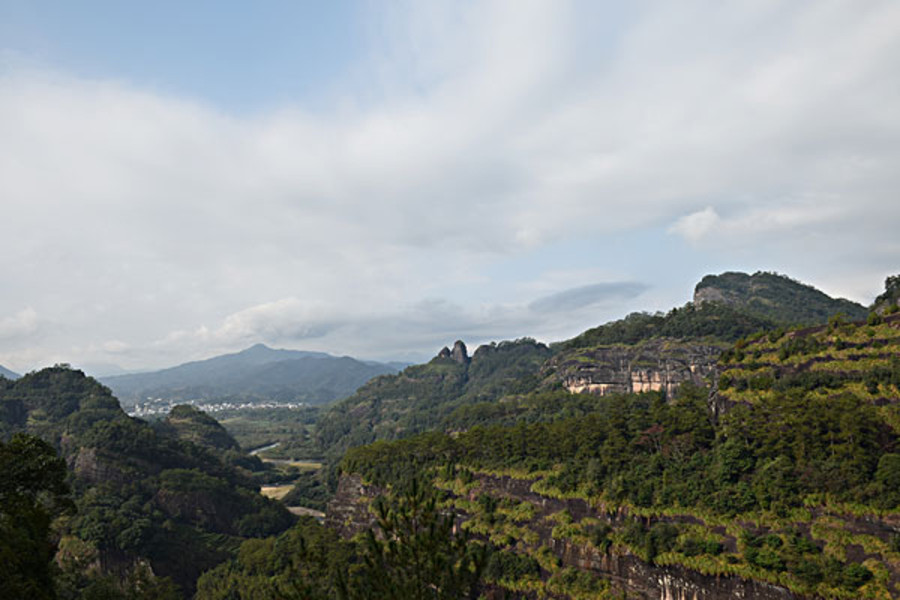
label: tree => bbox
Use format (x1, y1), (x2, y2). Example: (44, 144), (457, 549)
(348, 478), (486, 600)
(0, 433), (72, 600)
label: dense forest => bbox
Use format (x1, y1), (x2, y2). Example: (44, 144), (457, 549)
(2, 272), (899, 598)
(0, 368), (295, 598)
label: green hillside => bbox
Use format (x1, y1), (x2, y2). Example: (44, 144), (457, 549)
(559, 301), (778, 351)
(694, 271), (868, 324)
(716, 313), (900, 421)
(314, 272), (864, 464)
(0, 366), (295, 597)
(5, 271), (893, 599)
(336, 315), (900, 598)
(315, 338), (552, 457)
(200, 309), (900, 598)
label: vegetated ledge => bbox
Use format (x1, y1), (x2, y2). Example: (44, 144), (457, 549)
(326, 472), (800, 600)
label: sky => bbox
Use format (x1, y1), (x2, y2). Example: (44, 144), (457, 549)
(1, 0), (899, 374)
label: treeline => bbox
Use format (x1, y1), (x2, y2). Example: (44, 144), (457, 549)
(196, 481), (485, 600)
(343, 384), (898, 516)
(338, 382), (898, 595)
(559, 302), (778, 350)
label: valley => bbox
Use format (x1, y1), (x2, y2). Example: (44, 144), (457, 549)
(2, 270), (899, 599)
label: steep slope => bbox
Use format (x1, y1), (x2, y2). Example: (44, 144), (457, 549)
(314, 272), (867, 458)
(0, 364), (19, 379)
(0, 366), (294, 596)
(549, 273), (869, 400)
(334, 316), (900, 599)
(694, 271), (867, 324)
(873, 274), (900, 314)
(103, 343), (402, 408)
(714, 312), (900, 419)
(546, 337), (722, 397)
(315, 339), (552, 456)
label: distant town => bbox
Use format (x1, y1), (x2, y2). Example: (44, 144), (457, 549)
(127, 398), (309, 417)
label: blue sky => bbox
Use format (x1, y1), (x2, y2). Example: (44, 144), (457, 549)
(1, 1), (899, 373)
(0, 1), (364, 113)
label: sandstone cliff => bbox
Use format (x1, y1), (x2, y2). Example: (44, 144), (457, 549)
(545, 338), (722, 398)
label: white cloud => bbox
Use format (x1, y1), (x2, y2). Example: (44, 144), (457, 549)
(668, 198), (850, 244)
(1, 1), (899, 369)
(669, 207), (721, 243)
(0, 308), (39, 340)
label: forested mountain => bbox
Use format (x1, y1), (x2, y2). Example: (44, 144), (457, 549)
(315, 338), (552, 457)
(103, 343), (403, 408)
(0, 364), (19, 379)
(194, 304), (900, 599)
(314, 272), (865, 460)
(3, 271), (896, 599)
(331, 313), (900, 599)
(694, 271), (868, 324)
(0, 367), (294, 597)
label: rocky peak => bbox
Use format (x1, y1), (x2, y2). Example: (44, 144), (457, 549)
(435, 341), (470, 364)
(451, 340), (469, 364)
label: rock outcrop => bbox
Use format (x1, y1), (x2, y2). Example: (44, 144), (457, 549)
(327, 472), (800, 599)
(451, 340), (470, 364)
(547, 339), (721, 398)
(325, 474), (381, 538)
(692, 271), (867, 323)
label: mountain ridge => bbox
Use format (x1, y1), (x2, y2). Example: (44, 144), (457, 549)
(694, 270), (868, 324)
(314, 271), (869, 457)
(102, 343), (403, 408)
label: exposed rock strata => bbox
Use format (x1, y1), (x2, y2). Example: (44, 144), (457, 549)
(327, 472), (800, 599)
(325, 474), (380, 538)
(547, 339), (722, 398)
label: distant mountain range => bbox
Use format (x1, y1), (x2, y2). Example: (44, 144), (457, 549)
(102, 343), (406, 408)
(0, 365), (19, 379)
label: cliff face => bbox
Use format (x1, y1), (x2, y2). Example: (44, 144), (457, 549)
(552, 540), (795, 600)
(546, 339), (722, 398)
(325, 474), (380, 538)
(327, 472), (800, 599)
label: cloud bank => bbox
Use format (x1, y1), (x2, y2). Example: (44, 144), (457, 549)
(1, 1), (898, 371)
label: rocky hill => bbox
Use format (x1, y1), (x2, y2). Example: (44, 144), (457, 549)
(874, 274), (900, 315)
(694, 271), (867, 324)
(0, 364), (19, 379)
(314, 338), (552, 456)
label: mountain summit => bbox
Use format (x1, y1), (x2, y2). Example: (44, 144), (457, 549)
(693, 271), (867, 324)
(102, 344), (402, 408)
